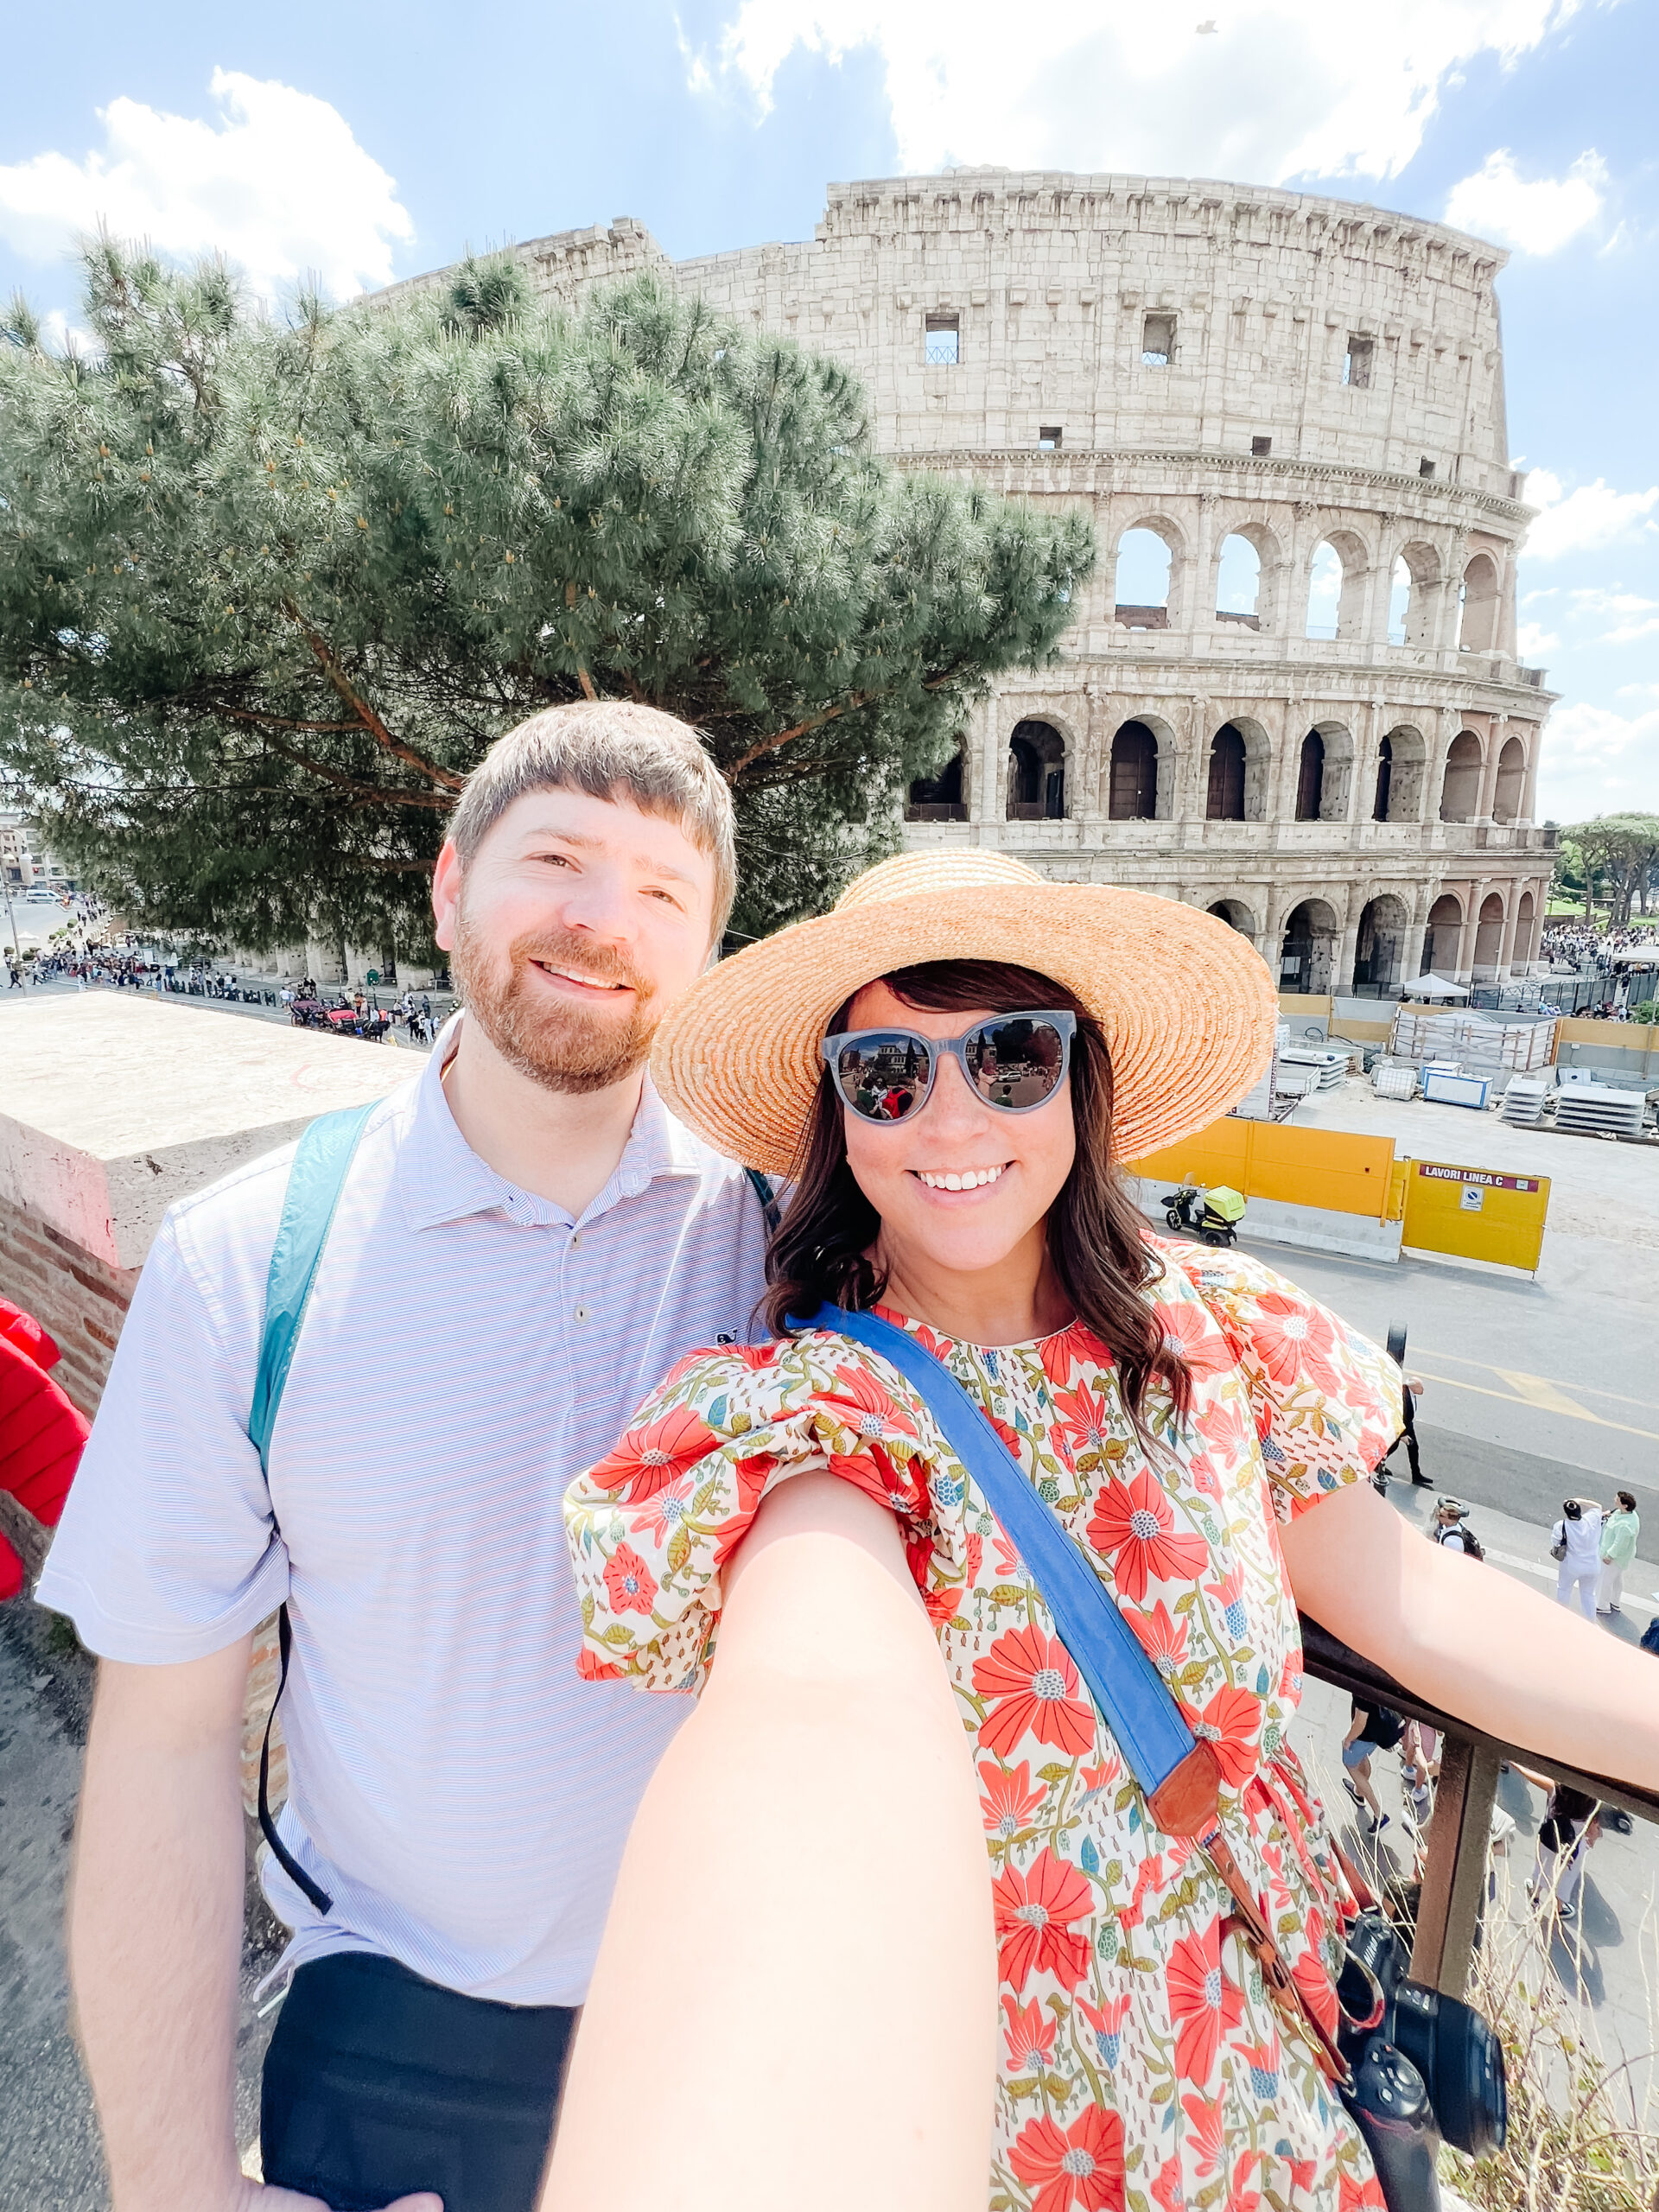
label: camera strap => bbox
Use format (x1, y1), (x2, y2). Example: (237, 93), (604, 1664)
(810, 1302), (1352, 2089)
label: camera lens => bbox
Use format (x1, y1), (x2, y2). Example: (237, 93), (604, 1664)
(1394, 1982), (1509, 2158)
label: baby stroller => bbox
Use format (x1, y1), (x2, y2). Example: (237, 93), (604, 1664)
(1160, 1183), (1247, 1247)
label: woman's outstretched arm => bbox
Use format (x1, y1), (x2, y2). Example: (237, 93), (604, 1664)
(543, 1473), (997, 2212)
(1281, 1478), (1659, 1791)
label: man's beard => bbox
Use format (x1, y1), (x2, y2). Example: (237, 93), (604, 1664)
(452, 909), (659, 1095)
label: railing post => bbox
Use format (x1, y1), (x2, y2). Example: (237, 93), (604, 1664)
(1408, 1732), (1500, 1997)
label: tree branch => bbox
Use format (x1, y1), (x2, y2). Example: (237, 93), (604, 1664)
(257, 730), (454, 810)
(724, 666), (967, 785)
(281, 601), (466, 791)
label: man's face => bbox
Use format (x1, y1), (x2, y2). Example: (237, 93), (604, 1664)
(431, 787), (718, 1094)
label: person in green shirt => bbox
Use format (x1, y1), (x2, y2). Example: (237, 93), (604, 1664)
(1599, 1491), (1641, 1617)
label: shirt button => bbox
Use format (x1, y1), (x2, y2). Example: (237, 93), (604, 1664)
(569, 1232), (582, 1248)
(574, 1303), (590, 1323)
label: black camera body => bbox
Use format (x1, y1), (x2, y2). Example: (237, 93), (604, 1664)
(1336, 1911), (1507, 2210)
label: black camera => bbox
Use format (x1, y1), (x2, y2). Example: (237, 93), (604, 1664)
(1335, 1912), (1507, 2210)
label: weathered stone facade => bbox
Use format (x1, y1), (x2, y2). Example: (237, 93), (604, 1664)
(387, 171), (1556, 989)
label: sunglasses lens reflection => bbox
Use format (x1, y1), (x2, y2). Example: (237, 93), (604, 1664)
(966, 1017), (1066, 1109)
(836, 1033), (934, 1121)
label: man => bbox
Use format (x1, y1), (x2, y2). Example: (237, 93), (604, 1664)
(38, 702), (772, 2212)
(1339, 1699), (1402, 1838)
(1552, 1495), (1604, 1619)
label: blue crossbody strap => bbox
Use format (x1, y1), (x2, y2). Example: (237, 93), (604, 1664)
(797, 1302), (1351, 2084)
(246, 1101), (375, 1918)
(249, 1103), (376, 1478)
(804, 1302), (1214, 1815)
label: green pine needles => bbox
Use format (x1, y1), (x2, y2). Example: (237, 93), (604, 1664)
(0, 241), (1094, 950)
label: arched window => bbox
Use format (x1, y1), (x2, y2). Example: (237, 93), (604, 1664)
(1280, 900), (1339, 995)
(1516, 889), (1537, 966)
(1440, 731), (1483, 823)
(1007, 720), (1065, 821)
(1305, 542), (1343, 639)
(1424, 893), (1463, 976)
(1386, 556), (1411, 647)
(1372, 734), (1393, 822)
(1473, 892), (1506, 976)
(1206, 725), (1247, 820)
(1493, 735), (1526, 823)
(1114, 529), (1174, 630)
(1294, 731), (1325, 821)
(1353, 895), (1408, 993)
(906, 743), (965, 821)
(1108, 722), (1159, 820)
(1216, 534), (1262, 630)
(1458, 555), (1501, 652)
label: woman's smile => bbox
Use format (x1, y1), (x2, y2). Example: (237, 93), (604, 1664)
(912, 1163), (1010, 1192)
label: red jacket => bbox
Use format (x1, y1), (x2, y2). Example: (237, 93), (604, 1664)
(0, 1302), (91, 1601)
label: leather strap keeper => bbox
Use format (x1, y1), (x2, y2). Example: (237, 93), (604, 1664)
(1147, 1740), (1224, 1837)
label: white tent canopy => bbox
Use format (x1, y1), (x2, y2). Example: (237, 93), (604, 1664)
(1399, 974), (1471, 1000)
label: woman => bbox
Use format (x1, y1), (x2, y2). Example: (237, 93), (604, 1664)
(1599, 1491), (1640, 1616)
(1552, 1495), (1604, 1618)
(550, 853), (1659, 2212)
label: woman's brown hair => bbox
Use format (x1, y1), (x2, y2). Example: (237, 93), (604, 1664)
(762, 958), (1192, 1424)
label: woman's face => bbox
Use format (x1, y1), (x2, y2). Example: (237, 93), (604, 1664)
(838, 980), (1077, 1278)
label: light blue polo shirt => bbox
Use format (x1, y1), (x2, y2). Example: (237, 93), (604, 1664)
(38, 1021), (772, 2003)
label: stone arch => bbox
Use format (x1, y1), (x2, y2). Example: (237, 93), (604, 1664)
(1279, 898), (1340, 995)
(1516, 887), (1538, 965)
(1294, 729), (1325, 820)
(1205, 723), (1247, 820)
(1392, 541), (1442, 647)
(1376, 723), (1427, 823)
(1458, 552), (1501, 653)
(1424, 893), (1463, 975)
(1113, 514), (1187, 629)
(906, 736), (967, 820)
(1439, 730), (1484, 823)
(1472, 890), (1506, 976)
(1493, 734), (1527, 823)
(1007, 717), (1068, 820)
(1105, 718), (1161, 820)
(1206, 898), (1259, 938)
(1306, 528), (1370, 641)
(1353, 893), (1409, 993)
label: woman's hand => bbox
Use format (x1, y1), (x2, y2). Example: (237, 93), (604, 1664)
(1280, 1478), (1659, 1795)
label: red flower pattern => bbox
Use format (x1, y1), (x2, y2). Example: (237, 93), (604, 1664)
(564, 1234), (1405, 2210)
(979, 1759), (1046, 1841)
(1166, 1917), (1244, 2085)
(1086, 1465), (1210, 1603)
(601, 1542), (658, 1618)
(973, 1624), (1096, 1760)
(1009, 2107), (1126, 2212)
(992, 1848), (1094, 1992)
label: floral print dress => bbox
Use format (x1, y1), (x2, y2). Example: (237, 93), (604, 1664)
(565, 1240), (1402, 2212)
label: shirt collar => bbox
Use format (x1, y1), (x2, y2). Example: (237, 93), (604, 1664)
(397, 1011), (705, 1233)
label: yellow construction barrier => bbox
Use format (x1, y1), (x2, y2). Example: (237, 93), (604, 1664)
(1400, 1160), (1551, 1274)
(1128, 1120), (1397, 1220)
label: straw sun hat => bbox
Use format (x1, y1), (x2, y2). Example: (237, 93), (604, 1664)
(651, 851), (1278, 1178)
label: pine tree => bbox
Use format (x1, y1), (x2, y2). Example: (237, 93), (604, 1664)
(0, 243), (1092, 950)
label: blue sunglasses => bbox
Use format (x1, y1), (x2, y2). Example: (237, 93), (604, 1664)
(821, 1009), (1077, 1123)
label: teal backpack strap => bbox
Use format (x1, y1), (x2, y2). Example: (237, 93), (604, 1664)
(744, 1166), (781, 1236)
(248, 1101), (375, 1916)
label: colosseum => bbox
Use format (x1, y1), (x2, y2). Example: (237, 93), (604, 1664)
(394, 170), (1556, 995)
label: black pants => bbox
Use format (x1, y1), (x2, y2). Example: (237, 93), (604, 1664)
(261, 1953), (577, 2212)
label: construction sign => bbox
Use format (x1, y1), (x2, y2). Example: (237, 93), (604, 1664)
(1401, 1160), (1551, 1274)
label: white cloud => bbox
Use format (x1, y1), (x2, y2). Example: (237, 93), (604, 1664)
(1522, 475), (1659, 561)
(1516, 621), (1559, 655)
(0, 69), (414, 302)
(689, 0), (1584, 185)
(1537, 702), (1659, 820)
(1443, 149), (1605, 253)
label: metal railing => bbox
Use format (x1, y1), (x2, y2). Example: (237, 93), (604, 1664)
(1300, 1613), (1659, 1998)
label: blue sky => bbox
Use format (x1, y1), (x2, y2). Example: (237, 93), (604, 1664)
(3, 0), (1655, 823)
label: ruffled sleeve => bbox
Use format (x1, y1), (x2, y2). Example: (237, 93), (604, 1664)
(1163, 1240), (1403, 1521)
(563, 1332), (972, 1694)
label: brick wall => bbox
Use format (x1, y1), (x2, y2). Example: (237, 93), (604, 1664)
(0, 1187), (137, 1417)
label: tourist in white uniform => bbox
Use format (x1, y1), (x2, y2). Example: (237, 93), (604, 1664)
(1552, 1495), (1604, 1618)
(37, 704), (772, 2212)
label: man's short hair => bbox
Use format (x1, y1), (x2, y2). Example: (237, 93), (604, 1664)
(448, 702), (737, 943)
